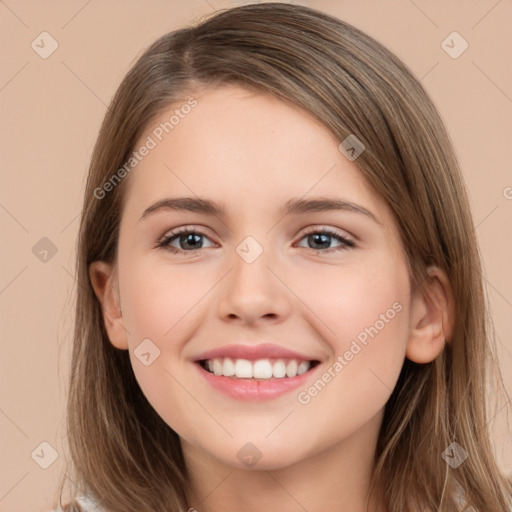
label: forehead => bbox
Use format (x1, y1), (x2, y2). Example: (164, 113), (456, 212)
(120, 84), (395, 231)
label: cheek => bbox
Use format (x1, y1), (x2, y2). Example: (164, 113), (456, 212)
(330, 274), (408, 355)
(293, 257), (410, 403)
(294, 256), (409, 347)
(117, 258), (205, 432)
(300, 261), (410, 416)
(117, 258), (216, 412)
(120, 248), (410, 370)
(119, 258), (206, 342)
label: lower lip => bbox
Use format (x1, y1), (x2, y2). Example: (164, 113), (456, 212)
(194, 362), (320, 401)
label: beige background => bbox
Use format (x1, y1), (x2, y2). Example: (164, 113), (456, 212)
(1, 1), (511, 511)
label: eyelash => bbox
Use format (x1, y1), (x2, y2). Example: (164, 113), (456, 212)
(156, 226), (355, 255)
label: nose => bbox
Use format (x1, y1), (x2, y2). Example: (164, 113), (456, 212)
(216, 244), (292, 326)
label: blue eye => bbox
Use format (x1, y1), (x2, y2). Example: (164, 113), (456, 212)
(158, 228), (214, 253)
(157, 227), (355, 254)
(297, 227), (355, 252)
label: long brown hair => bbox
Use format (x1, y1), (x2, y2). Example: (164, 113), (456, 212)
(55, 3), (512, 511)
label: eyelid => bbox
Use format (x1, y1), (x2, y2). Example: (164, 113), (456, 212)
(157, 224), (356, 255)
(157, 225), (216, 248)
(159, 224), (354, 240)
(157, 225), (353, 244)
(160, 225), (212, 239)
(295, 226), (355, 252)
(299, 225), (354, 243)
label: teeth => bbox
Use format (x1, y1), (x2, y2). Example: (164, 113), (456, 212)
(273, 359), (287, 378)
(297, 361), (310, 375)
(202, 357), (313, 379)
(223, 357), (235, 377)
(286, 359), (298, 377)
(253, 359), (272, 378)
(235, 359), (253, 378)
(213, 359), (223, 376)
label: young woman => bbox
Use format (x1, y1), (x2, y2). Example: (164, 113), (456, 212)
(53, 3), (512, 511)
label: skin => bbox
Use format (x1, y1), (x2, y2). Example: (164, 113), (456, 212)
(90, 85), (454, 512)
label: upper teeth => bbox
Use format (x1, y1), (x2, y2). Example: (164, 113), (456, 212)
(205, 358), (311, 379)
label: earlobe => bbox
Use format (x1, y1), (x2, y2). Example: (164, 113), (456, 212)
(89, 261), (129, 350)
(406, 266), (455, 364)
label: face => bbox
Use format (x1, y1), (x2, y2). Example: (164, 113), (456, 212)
(100, 85), (416, 471)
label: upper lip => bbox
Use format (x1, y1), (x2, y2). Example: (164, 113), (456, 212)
(193, 343), (320, 362)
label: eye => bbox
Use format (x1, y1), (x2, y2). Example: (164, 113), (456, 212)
(157, 226), (355, 255)
(157, 227), (215, 253)
(295, 227), (355, 253)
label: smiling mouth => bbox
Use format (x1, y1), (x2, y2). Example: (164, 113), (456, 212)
(197, 357), (321, 380)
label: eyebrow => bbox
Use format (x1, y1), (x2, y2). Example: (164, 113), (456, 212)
(139, 196), (380, 224)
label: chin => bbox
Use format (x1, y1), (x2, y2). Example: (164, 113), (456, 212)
(210, 442), (308, 472)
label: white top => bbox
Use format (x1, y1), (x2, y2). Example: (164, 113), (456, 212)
(51, 494), (103, 512)
(51, 488), (511, 512)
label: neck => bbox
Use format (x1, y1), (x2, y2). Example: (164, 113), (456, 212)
(182, 409), (387, 512)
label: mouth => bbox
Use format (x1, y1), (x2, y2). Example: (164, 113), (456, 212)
(192, 343), (324, 400)
(197, 357), (321, 380)
(194, 356), (322, 401)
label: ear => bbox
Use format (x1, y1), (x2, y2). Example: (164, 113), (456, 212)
(89, 261), (129, 350)
(406, 266), (455, 364)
